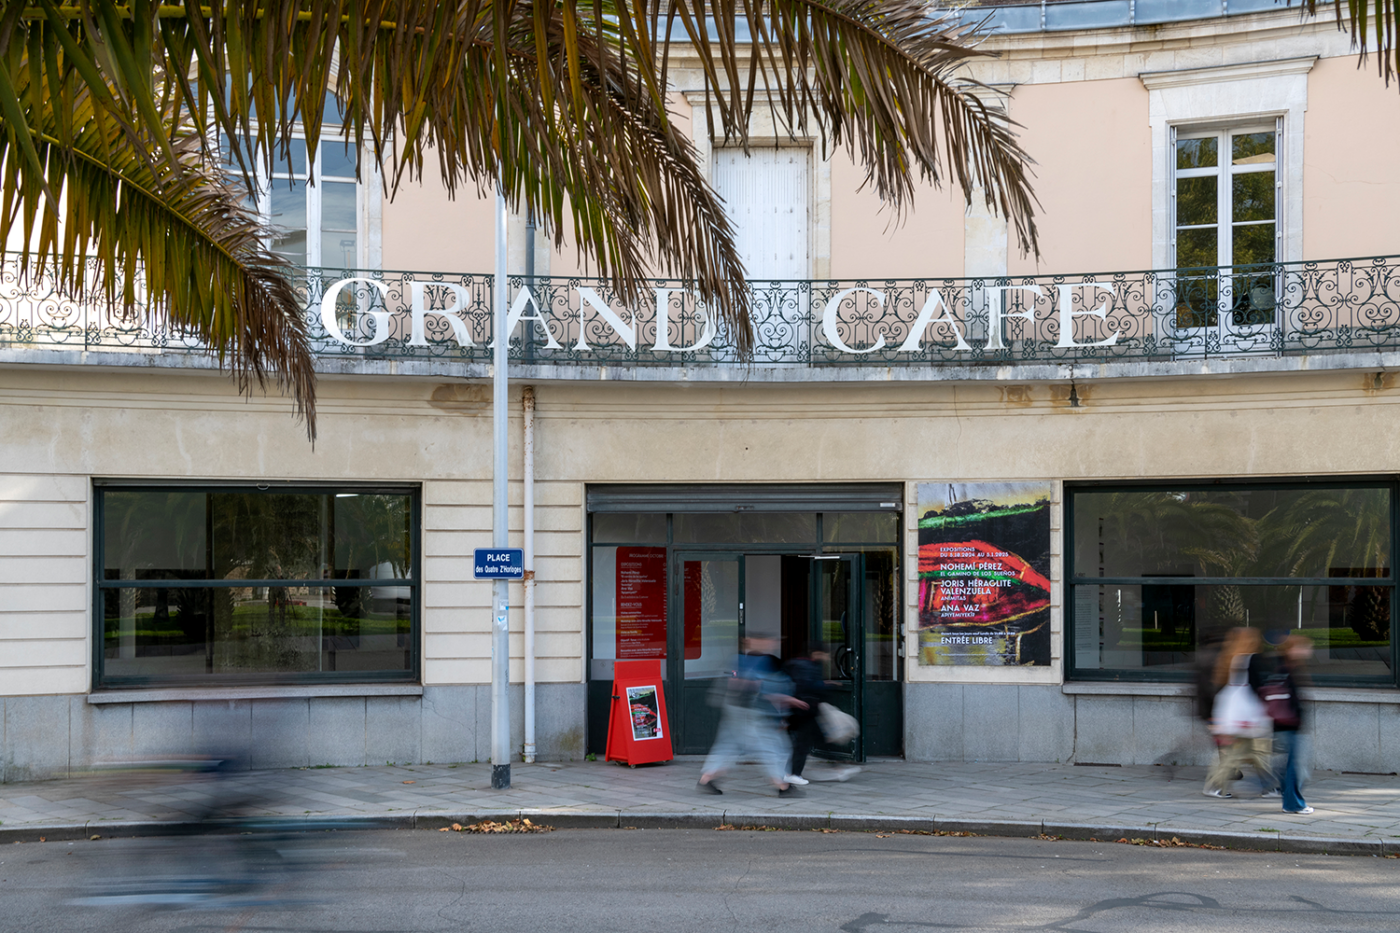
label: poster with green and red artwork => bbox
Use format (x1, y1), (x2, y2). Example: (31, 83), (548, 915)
(917, 482), (1052, 666)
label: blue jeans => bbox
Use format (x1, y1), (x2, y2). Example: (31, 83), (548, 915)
(1276, 730), (1307, 811)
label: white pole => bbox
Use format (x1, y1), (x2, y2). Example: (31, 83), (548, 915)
(523, 386), (537, 763)
(490, 189), (511, 790)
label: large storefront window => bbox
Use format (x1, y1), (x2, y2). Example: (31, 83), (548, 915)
(585, 485), (903, 759)
(95, 485), (418, 687)
(1068, 482), (1394, 685)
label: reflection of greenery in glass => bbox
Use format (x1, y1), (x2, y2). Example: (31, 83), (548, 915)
(1077, 488), (1390, 580)
(1232, 131), (1275, 163)
(1232, 172), (1274, 224)
(104, 491), (207, 578)
(1075, 488), (1392, 675)
(1176, 176), (1217, 227)
(1177, 136), (1217, 169)
(100, 489), (414, 682)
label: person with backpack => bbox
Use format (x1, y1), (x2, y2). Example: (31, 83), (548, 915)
(697, 635), (806, 797)
(1265, 634), (1314, 814)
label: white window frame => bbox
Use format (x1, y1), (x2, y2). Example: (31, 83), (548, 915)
(1171, 121), (1281, 273)
(250, 133), (383, 272)
(1141, 56), (1315, 274)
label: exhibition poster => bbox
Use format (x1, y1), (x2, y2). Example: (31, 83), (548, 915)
(917, 482), (1052, 666)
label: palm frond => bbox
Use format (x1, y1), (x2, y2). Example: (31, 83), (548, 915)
(0, 48), (315, 436)
(0, 1), (1043, 418)
(1299, 0), (1400, 87)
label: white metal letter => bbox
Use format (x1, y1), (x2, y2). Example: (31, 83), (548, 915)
(492, 287), (563, 349)
(408, 281), (474, 347)
(320, 277), (391, 347)
(1055, 282), (1121, 348)
(897, 289), (971, 352)
(652, 288), (717, 352)
(573, 287), (636, 350)
(982, 284), (1041, 351)
(822, 287), (887, 354)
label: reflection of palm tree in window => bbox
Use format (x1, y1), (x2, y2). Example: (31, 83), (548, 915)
(1261, 488), (1391, 642)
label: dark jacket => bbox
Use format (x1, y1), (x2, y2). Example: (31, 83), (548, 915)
(1262, 658), (1306, 733)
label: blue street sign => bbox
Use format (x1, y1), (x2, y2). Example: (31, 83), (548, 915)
(474, 548), (525, 580)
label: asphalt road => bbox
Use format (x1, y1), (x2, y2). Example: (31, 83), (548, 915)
(2, 828), (1397, 933)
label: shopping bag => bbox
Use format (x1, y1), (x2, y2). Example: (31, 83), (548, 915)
(817, 702), (860, 744)
(1211, 682), (1270, 737)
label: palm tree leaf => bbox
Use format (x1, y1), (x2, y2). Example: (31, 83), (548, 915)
(0, 52), (316, 436)
(1301, 0), (1400, 88)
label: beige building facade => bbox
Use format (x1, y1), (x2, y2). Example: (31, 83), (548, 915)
(2, 5), (1400, 781)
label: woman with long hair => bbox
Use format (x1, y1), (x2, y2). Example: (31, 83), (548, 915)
(1268, 635), (1314, 814)
(1203, 626), (1276, 798)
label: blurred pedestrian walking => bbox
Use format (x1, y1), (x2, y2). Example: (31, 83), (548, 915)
(1265, 634), (1314, 814)
(1204, 626), (1277, 799)
(697, 636), (806, 797)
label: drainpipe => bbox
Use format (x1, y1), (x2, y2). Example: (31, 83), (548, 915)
(523, 385), (537, 763)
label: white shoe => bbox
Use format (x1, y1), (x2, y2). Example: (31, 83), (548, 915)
(1202, 787), (1233, 798)
(784, 774), (809, 786)
(1285, 806), (1315, 814)
(832, 766), (861, 782)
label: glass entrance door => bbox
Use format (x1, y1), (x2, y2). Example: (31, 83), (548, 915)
(812, 554), (862, 761)
(672, 552), (742, 755)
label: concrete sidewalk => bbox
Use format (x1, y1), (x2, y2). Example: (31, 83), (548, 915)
(2, 757), (1398, 855)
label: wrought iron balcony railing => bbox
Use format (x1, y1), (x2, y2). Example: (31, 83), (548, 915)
(3, 254), (1400, 371)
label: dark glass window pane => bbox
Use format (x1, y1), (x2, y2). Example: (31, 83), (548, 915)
(1232, 171), (1275, 223)
(1174, 274), (1218, 329)
(592, 513), (667, 544)
(859, 549), (898, 681)
(823, 512), (899, 543)
(1177, 136), (1217, 169)
(102, 584), (411, 682)
(210, 492), (328, 580)
(1231, 268), (1276, 326)
(673, 512), (816, 544)
(1232, 221), (1275, 267)
(1176, 226), (1217, 270)
(1232, 131), (1275, 164)
(332, 493), (412, 580)
(1072, 582), (1390, 680)
(1072, 487), (1391, 579)
(103, 491), (209, 580)
(1175, 176), (1217, 226)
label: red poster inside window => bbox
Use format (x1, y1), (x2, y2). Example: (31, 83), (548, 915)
(683, 561), (702, 660)
(616, 547), (667, 659)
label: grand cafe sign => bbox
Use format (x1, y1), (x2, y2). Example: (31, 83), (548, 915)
(319, 278), (1125, 353)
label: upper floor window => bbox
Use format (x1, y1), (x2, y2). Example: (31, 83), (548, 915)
(1173, 124), (1279, 329)
(261, 136), (362, 270)
(222, 95), (381, 272)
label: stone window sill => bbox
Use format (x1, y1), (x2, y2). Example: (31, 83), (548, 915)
(87, 684), (424, 705)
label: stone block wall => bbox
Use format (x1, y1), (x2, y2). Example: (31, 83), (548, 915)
(0, 684), (587, 783)
(903, 683), (1400, 773)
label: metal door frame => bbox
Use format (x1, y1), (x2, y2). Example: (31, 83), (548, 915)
(811, 552), (865, 761)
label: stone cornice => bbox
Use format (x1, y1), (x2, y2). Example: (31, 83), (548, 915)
(1139, 54), (1319, 90)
